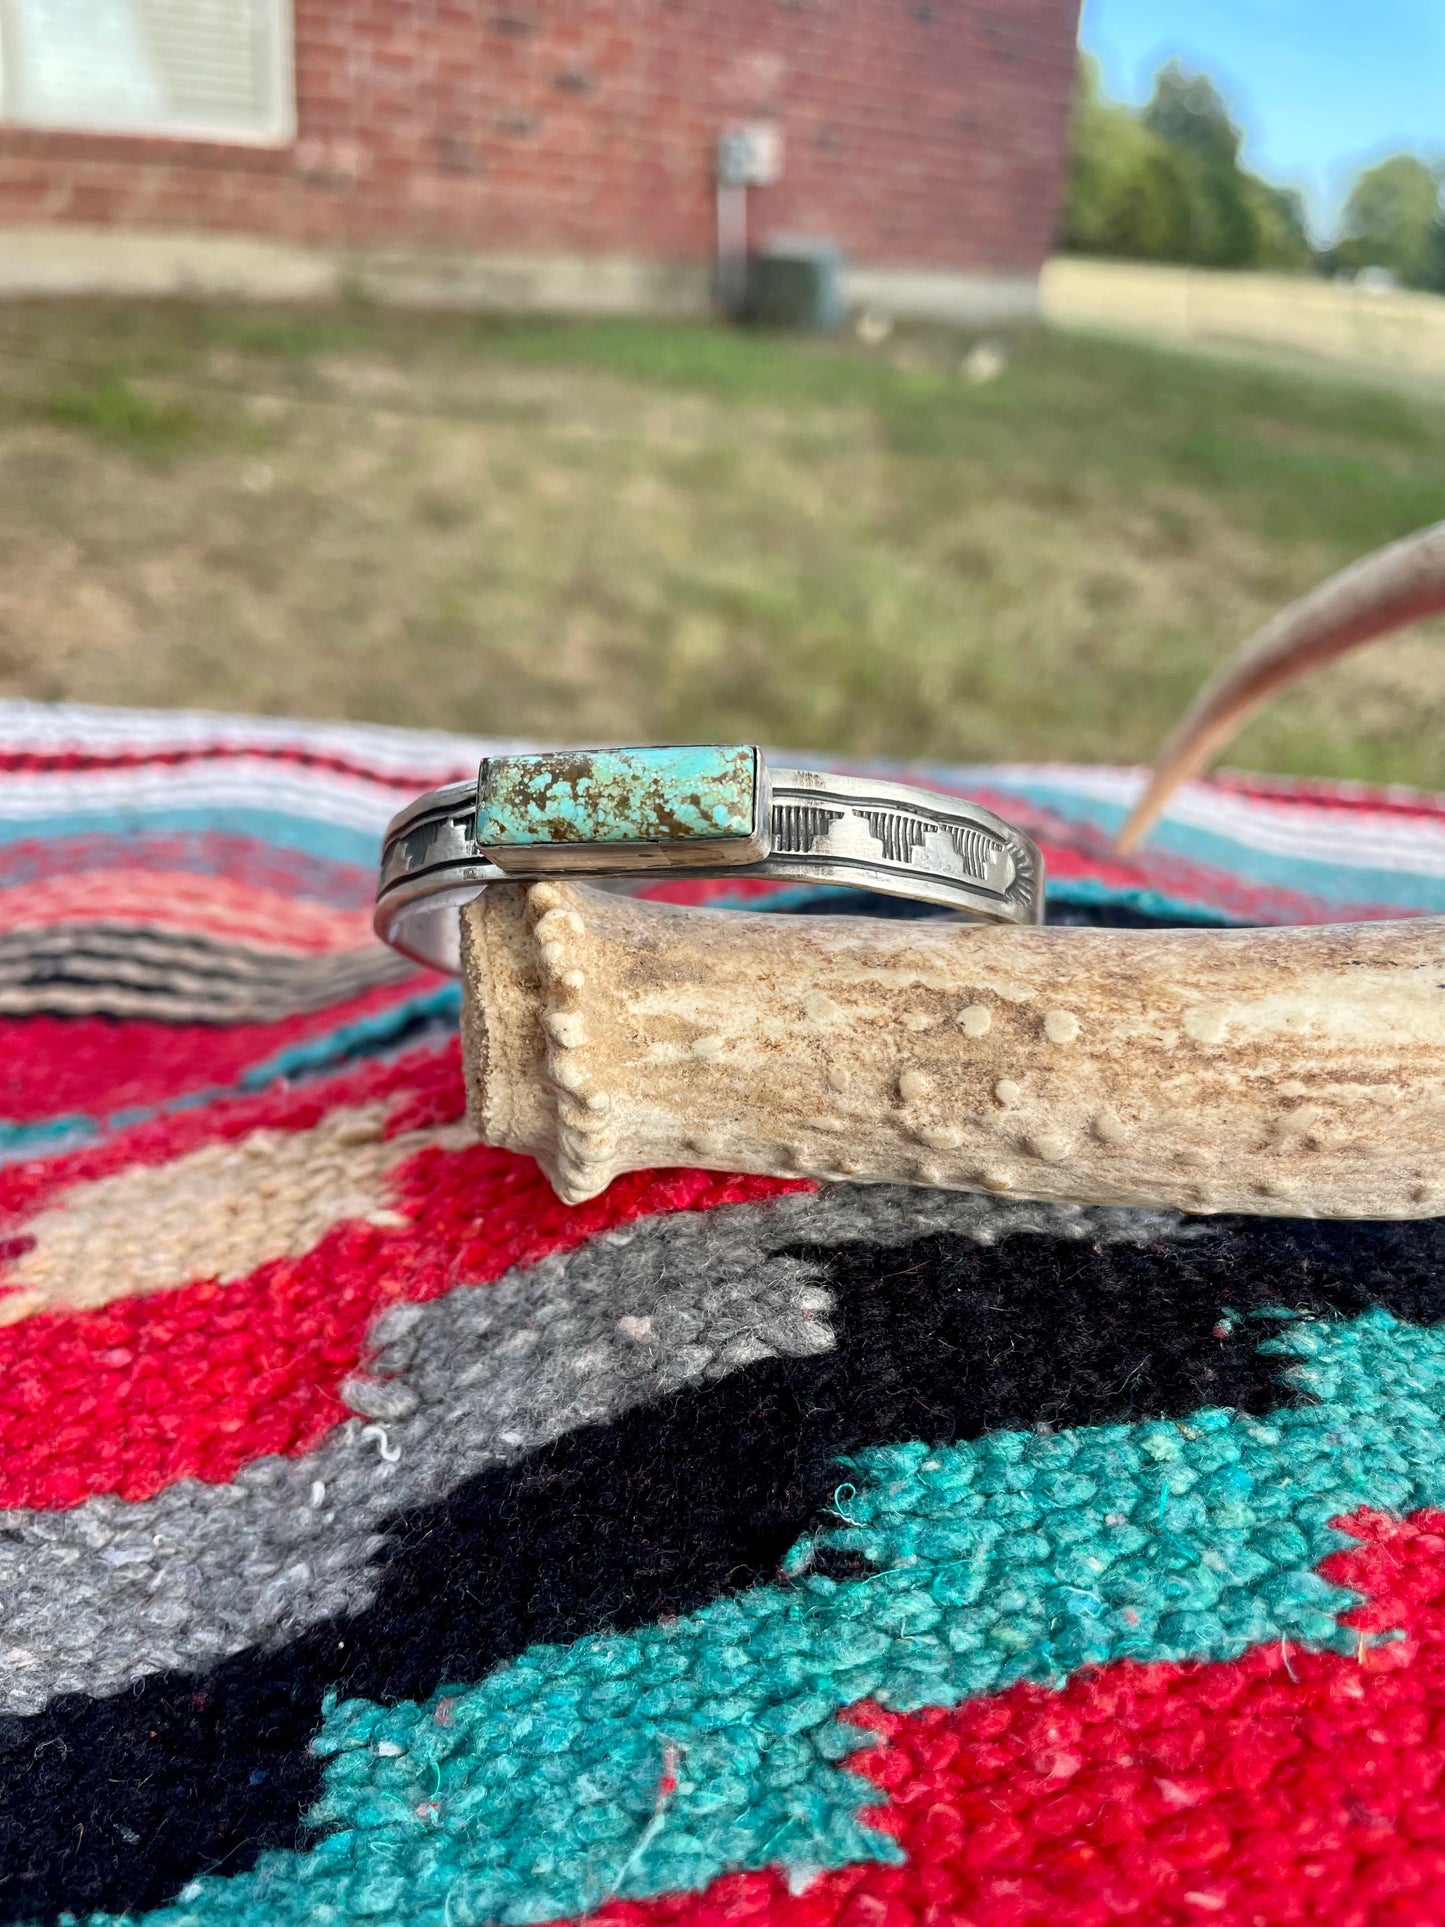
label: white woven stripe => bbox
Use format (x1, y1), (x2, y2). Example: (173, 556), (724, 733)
(0, 700), (520, 779)
(4, 707), (1445, 885)
(0, 762), (426, 833)
(970, 764), (1445, 879)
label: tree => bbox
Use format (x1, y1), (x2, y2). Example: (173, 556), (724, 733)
(1063, 58), (1311, 274)
(1064, 57), (1190, 261)
(1141, 60), (1241, 170)
(1334, 154), (1445, 290)
(1249, 182), (1313, 273)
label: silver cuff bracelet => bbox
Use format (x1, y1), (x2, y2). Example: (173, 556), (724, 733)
(374, 745), (1045, 974)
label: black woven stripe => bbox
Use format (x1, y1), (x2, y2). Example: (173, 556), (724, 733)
(0, 924), (295, 974)
(0, 945), (377, 987)
(771, 891), (1235, 927)
(4, 1210), (1445, 1922)
(0, 948), (397, 995)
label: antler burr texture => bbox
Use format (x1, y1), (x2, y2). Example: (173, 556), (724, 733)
(459, 880), (1445, 1219)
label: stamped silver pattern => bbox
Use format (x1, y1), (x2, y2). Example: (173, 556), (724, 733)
(375, 755), (1044, 973)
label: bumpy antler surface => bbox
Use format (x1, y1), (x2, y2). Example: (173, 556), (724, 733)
(461, 880), (1445, 1218)
(1118, 518), (1445, 852)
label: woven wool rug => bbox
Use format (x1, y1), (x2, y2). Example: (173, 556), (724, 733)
(3, 701), (1445, 1927)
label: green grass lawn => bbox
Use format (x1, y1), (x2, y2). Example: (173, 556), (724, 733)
(1, 300), (1443, 786)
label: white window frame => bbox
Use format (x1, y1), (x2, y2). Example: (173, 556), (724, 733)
(0, 0), (296, 147)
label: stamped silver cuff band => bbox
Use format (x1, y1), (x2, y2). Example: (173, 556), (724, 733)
(374, 745), (1045, 974)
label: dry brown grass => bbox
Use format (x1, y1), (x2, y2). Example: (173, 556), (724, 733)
(1044, 257), (1445, 390)
(0, 300), (1443, 787)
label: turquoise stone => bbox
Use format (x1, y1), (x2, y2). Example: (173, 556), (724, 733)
(476, 745), (756, 847)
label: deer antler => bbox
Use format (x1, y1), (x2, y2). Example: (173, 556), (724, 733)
(1117, 519), (1445, 852)
(461, 879), (1445, 1220)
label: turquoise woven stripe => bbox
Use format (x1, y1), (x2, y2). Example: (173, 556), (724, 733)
(112, 1307), (1445, 1927)
(0, 806), (379, 867)
(234, 986), (462, 1090)
(977, 773), (1445, 914)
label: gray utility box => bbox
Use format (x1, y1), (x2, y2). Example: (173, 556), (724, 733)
(747, 240), (845, 331)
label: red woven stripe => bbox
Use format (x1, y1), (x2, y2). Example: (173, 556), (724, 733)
(0, 741), (469, 790)
(0, 832), (374, 910)
(0, 982), (429, 1123)
(632, 877), (810, 907)
(0, 1039), (466, 1215)
(0, 873), (379, 948)
(581, 1509), (1445, 1927)
(1207, 770), (1445, 821)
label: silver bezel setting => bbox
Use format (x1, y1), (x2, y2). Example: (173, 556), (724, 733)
(479, 748), (772, 877)
(374, 747), (1045, 974)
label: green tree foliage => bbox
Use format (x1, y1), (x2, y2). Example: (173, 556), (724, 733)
(1064, 58), (1311, 272)
(1141, 62), (1240, 169)
(1329, 154), (1445, 291)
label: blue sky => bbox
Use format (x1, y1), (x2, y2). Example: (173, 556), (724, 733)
(1079, 0), (1445, 238)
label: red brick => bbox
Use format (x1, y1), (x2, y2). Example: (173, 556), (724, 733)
(0, 0), (1079, 273)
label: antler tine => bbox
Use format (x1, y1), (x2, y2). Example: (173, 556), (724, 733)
(1116, 519), (1445, 853)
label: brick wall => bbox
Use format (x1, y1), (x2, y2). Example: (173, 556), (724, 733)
(0, 0), (1080, 278)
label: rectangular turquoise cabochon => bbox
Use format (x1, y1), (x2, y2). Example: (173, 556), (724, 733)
(476, 744), (757, 847)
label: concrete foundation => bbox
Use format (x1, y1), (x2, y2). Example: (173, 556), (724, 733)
(0, 226), (1040, 327)
(843, 265), (1040, 327)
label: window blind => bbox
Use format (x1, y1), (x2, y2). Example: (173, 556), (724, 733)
(0, 0), (293, 144)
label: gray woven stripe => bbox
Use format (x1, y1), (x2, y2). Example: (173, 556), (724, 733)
(0, 1185), (1189, 1715)
(0, 923), (411, 1021)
